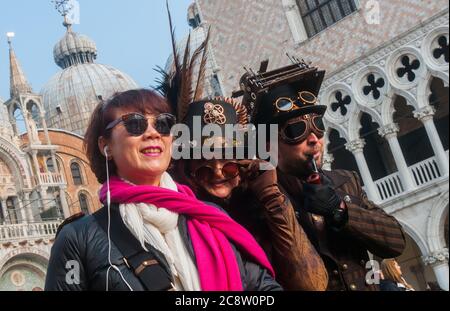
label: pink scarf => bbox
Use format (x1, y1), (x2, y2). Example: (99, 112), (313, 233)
(99, 176), (274, 291)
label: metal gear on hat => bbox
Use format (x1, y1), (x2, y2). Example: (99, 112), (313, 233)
(203, 103), (227, 125)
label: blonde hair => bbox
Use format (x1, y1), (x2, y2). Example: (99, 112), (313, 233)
(381, 259), (414, 290)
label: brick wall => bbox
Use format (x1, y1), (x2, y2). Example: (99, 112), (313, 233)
(196, 0), (449, 95)
(37, 131), (101, 215)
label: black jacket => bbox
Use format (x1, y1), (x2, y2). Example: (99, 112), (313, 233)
(45, 204), (282, 291)
(380, 280), (406, 291)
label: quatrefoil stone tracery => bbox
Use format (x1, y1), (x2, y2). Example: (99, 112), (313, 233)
(363, 74), (385, 100)
(397, 55), (421, 82)
(433, 35), (449, 63)
(331, 91), (352, 116)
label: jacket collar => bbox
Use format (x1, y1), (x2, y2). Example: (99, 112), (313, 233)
(323, 170), (350, 190)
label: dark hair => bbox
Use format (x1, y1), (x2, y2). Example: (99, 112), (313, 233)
(83, 89), (172, 184)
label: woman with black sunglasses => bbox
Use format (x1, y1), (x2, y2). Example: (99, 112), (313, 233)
(44, 89), (281, 291)
(172, 97), (328, 291)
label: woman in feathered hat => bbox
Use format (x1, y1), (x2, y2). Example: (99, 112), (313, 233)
(158, 21), (327, 291)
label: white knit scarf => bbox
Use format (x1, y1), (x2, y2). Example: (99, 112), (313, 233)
(119, 173), (201, 291)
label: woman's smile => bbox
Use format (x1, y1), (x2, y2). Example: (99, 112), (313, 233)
(140, 145), (163, 158)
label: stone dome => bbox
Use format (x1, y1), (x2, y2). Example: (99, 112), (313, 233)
(53, 28), (97, 69)
(41, 63), (138, 136)
(41, 26), (139, 136)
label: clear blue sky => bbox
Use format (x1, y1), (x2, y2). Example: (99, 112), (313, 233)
(0, 0), (192, 101)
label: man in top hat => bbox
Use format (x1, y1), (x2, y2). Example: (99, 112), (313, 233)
(238, 60), (406, 291)
(171, 97), (329, 291)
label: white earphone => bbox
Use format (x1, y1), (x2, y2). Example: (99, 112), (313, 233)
(103, 145), (133, 291)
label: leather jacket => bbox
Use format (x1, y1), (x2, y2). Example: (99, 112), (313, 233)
(45, 203), (282, 291)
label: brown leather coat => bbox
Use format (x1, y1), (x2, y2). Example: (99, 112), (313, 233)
(227, 185), (329, 291)
(278, 169), (406, 291)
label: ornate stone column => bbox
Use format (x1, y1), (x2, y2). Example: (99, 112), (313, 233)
(414, 106), (449, 176)
(40, 112), (52, 146)
(378, 123), (416, 191)
(16, 196), (27, 224)
(0, 198), (7, 223)
(423, 248), (449, 291)
(22, 192), (33, 222)
(58, 187), (71, 219)
(39, 187), (50, 212)
(31, 150), (42, 184)
(345, 139), (380, 202)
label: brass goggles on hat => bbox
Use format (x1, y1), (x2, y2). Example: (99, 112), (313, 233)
(280, 113), (325, 145)
(191, 161), (243, 183)
(274, 91), (318, 113)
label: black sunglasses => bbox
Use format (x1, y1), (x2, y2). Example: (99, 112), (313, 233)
(191, 162), (243, 183)
(280, 114), (325, 144)
(105, 113), (176, 137)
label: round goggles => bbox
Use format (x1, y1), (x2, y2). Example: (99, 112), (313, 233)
(275, 91), (318, 113)
(105, 113), (176, 137)
(191, 161), (242, 183)
(280, 114), (325, 144)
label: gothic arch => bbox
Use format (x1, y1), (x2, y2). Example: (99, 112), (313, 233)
(397, 219), (430, 256)
(0, 248), (50, 274)
(46, 154), (65, 178)
(427, 191), (449, 252)
(24, 97), (44, 115)
(7, 100), (23, 120)
(0, 137), (31, 190)
(69, 159), (86, 185)
(323, 119), (349, 142)
(25, 99), (44, 128)
(382, 89), (419, 126)
(7, 101), (25, 136)
(417, 72), (449, 109)
(77, 189), (93, 214)
(348, 108), (382, 142)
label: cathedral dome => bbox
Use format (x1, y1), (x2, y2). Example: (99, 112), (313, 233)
(41, 25), (138, 136)
(53, 28), (97, 69)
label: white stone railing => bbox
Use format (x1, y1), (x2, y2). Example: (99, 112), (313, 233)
(372, 155), (446, 203)
(374, 173), (404, 202)
(410, 156), (442, 187)
(38, 172), (63, 185)
(0, 221), (61, 242)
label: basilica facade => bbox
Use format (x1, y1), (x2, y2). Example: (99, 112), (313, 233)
(0, 15), (138, 290)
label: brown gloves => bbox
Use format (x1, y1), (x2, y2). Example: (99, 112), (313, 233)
(239, 160), (286, 208)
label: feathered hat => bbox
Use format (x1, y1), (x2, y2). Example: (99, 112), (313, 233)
(155, 1), (250, 157)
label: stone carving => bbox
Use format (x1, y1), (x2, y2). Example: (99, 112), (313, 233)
(346, 139), (366, 153)
(422, 248), (449, 265)
(378, 123), (399, 138)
